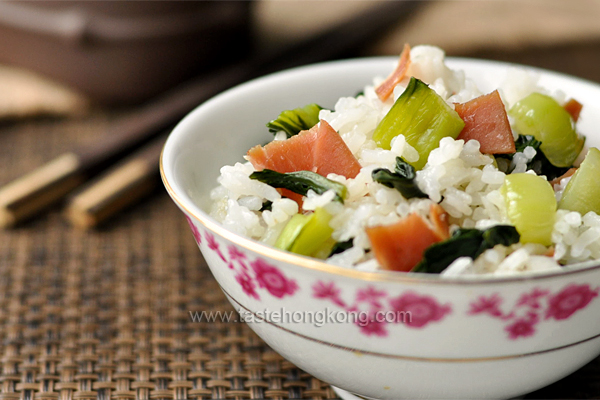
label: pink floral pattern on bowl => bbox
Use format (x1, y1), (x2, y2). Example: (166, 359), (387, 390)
(186, 215), (600, 342)
(469, 283), (599, 340)
(389, 291), (452, 328)
(312, 281), (452, 337)
(187, 218), (299, 301)
(250, 258), (298, 298)
(185, 215), (202, 244)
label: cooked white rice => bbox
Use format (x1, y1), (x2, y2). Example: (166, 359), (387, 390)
(209, 45), (593, 277)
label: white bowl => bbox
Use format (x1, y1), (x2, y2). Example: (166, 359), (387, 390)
(161, 57), (600, 399)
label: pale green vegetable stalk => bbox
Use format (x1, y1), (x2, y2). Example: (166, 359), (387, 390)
(275, 208), (335, 258)
(372, 77), (464, 170)
(559, 147), (600, 215)
(509, 93), (584, 168)
(500, 173), (556, 246)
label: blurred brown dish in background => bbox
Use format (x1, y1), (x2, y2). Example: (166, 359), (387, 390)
(0, 1), (252, 105)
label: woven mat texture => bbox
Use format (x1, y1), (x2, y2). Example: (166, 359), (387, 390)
(0, 116), (338, 400)
(3, 35), (600, 400)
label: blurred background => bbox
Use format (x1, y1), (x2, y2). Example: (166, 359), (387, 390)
(0, 0), (598, 116)
(0, 2), (599, 400)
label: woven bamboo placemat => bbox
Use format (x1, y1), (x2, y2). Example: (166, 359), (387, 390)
(3, 44), (600, 399)
(0, 115), (339, 400)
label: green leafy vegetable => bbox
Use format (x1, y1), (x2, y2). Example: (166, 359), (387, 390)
(495, 135), (570, 180)
(514, 134), (541, 153)
(372, 157), (428, 199)
(412, 225), (520, 274)
(260, 200), (273, 212)
(266, 104), (324, 138)
(250, 169), (348, 203)
(328, 239), (354, 257)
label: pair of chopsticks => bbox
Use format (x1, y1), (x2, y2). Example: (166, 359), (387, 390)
(0, 1), (421, 229)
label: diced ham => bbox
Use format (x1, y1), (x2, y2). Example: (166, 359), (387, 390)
(375, 43), (411, 102)
(366, 205), (450, 272)
(455, 90), (516, 154)
(312, 120), (361, 178)
(549, 167), (577, 187)
(429, 203), (450, 240)
(247, 120), (361, 205)
(563, 98), (583, 122)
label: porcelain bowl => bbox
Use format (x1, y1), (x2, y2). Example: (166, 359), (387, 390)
(161, 57), (600, 399)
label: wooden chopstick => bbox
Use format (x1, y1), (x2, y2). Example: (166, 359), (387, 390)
(65, 135), (166, 229)
(0, 1), (421, 227)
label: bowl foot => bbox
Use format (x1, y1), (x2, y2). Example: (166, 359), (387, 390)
(332, 386), (378, 400)
(331, 385), (527, 400)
